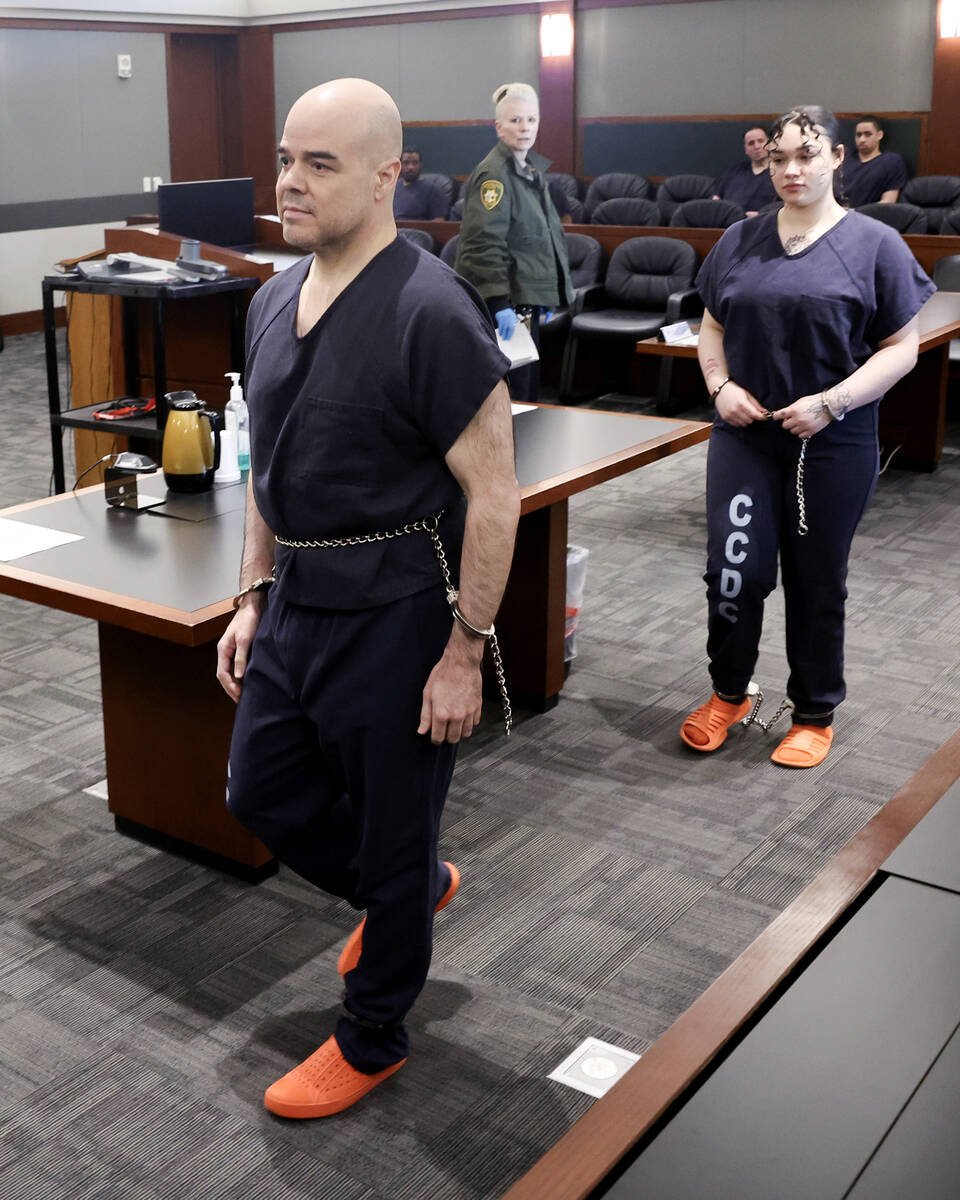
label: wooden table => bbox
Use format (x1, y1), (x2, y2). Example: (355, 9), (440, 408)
(0, 406), (708, 876)
(636, 291), (960, 470)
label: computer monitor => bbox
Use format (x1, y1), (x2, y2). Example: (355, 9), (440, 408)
(157, 177), (256, 247)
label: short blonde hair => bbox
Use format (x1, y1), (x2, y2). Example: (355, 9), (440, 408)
(492, 82), (539, 119)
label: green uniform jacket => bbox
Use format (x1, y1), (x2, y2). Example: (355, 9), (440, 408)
(455, 141), (573, 312)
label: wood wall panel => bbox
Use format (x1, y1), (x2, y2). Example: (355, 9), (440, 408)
(928, 24), (960, 175)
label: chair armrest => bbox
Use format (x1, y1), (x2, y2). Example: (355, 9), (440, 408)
(664, 287), (704, 322)
(571, 283), (606, 316)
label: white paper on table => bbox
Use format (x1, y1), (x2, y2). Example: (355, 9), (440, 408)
(0, 517), (84, 562)
(511, 403), (536, 415)
(497, 319), (540, 368)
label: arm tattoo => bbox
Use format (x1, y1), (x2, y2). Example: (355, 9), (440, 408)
(822, 386), (853, 419)
(703, 356), (724, 387)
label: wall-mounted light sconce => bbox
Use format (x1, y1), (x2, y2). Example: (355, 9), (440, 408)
(941, 0), (960, 37)
(541, 13), (574, 58)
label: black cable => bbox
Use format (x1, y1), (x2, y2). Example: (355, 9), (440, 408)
(72, 454), (115, 491)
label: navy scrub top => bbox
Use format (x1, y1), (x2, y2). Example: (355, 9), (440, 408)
(715, 160), (777, 212)
(696, 210), (935, 426)
(842, 152), (908, 207)
(244, 237), (510, 610)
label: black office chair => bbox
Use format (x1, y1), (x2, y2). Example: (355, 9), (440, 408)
(590, 197), (662, 226)
(398, 227), (438, 254)
(559, 236), (700, 406)
(899, 176), (960, 234)
(540, 233), (606, 340)
(939, 208), (960, 237)
(439, 234), (459, 267)
(449, 197), (464, 220)
(420, 173), (456, 209)
(584, 173), (651, 220)
(656, 174), (717, 222)
(670, 198), (746, 229)
(857, 202), (928, 234)
(546, 173), (586, 222)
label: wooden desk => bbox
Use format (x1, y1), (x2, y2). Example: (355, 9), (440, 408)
(636, 291), (960, 470)
(0, 407), (708, 875)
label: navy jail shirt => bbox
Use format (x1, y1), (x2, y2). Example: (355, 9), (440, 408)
(841, 152), (908, 207)
(715, 160), (777, 212)
(245, 237), (510, 610)
(696, 210), (935, 429)
(393, 178), (449, 221)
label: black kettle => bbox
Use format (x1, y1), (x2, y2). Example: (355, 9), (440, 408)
(161, 391), (223, 493)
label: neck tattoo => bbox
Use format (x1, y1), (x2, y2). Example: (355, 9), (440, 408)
(783, 233), (807, 255)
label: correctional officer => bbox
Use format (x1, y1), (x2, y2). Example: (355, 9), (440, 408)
(216, 78), (519, 1119)
(456, 82), (572, 403)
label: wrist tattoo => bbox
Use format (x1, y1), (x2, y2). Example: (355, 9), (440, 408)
(821, 386), (852, 421)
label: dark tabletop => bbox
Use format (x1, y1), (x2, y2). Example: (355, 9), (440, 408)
(1, 409), (701, 617)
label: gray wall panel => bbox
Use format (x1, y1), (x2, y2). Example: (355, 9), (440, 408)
(578, 0), (936, 118)
(274, 14), (539, 131)
(396, 15), (540, 121)
(0, 29), (169, 206)
(273, 26), (403, 136)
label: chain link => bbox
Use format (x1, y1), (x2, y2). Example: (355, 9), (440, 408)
(277, 511), (513, 737)
(740, 683), (794, 733)
(276, 513), (441, 550)
(426, 521), (512, 738)
(796, 438), (809, 536)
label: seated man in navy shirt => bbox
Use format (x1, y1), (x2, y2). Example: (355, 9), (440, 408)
(713, 126), (776, 216)
(843, 115), (908, 206)
(393, 146), (450, 219)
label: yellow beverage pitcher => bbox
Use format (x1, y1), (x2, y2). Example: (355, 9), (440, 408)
(161, 391), (223, 493)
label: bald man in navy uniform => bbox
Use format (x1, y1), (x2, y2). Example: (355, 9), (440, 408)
(217, 78), (518, 1119)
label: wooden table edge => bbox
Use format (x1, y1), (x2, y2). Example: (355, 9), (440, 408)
(0, 562), (232, 646)
(500, 726), (960, 1200)
(520, 410), (711, 514)
(635, 337), (699, 359)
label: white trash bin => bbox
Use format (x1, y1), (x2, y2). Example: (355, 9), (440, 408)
(565, 544), (590, 662)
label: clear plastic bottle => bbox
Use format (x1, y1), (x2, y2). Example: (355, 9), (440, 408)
(224, 372), (250, 472)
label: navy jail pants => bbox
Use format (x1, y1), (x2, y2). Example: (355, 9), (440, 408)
(226, 584), (457, 1072)
(704, 416), (879, 725)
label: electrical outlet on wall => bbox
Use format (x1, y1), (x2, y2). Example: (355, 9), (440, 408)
(142, 177), (152, 193)
(117, 53), (132, 79)
(152, 176), (163, 189)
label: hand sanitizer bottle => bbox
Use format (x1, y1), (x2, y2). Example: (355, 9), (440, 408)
(224, 372), (250, 472)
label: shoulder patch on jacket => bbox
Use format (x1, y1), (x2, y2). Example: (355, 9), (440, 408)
(480, 179), (504, 210)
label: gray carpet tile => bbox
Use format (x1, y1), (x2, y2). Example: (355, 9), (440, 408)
(1, 328), (960, 1196)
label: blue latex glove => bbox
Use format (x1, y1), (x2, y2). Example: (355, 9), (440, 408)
(496, 308), (519, 340)
(542, 309), (555, 323)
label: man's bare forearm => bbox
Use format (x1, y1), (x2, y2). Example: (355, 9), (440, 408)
(239, 475), (276, 589)
(455, 476), (521, 633)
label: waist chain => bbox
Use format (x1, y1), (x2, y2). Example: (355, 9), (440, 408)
(276, 512), (512, 736)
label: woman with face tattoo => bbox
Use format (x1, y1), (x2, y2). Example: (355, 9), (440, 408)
(680, 106), (934, 768)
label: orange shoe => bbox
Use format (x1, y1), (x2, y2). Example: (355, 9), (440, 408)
(680, 694), (751, 752)
(337, 862), (461, 978)
(771, 724), (833, 768)
(264, 1036), (406, 1119)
